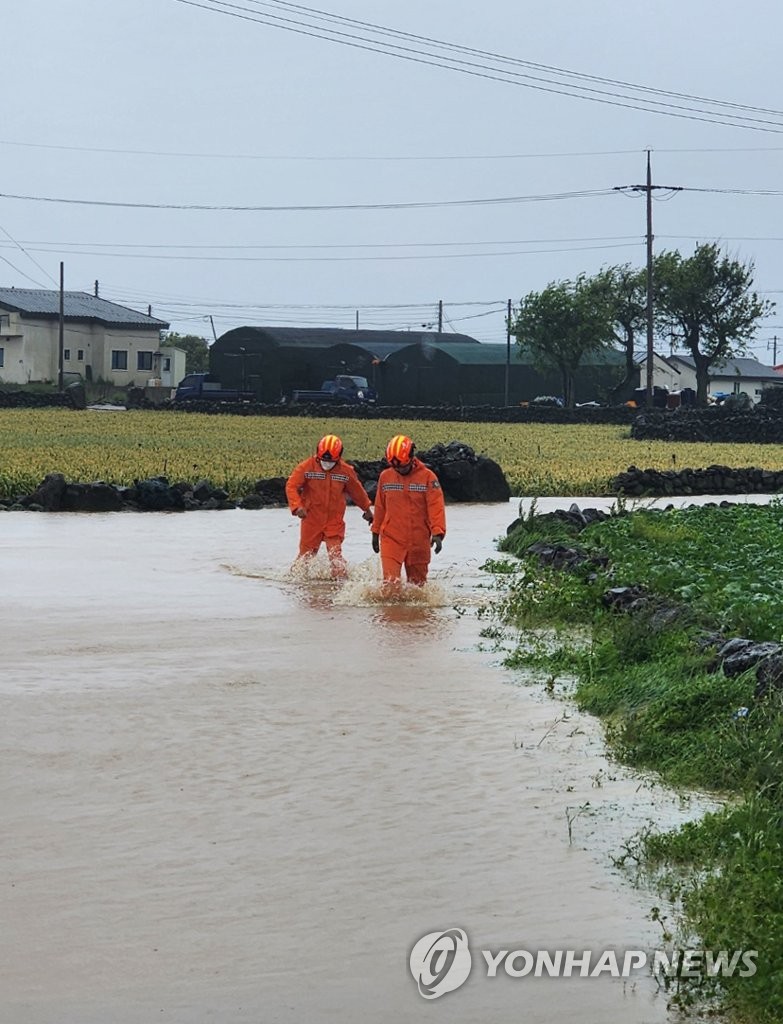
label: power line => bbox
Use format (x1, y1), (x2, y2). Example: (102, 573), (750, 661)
(682, 187), (783, 197)
(663, 234), (783, 243)
(0, 233), (641, 251)
(0, 139), (648, 161)
(0, 187), (615, 212)
(172, 0), (783, 133)
(9, 137), (783, 160)
(0, 221), (58, 288)
(4, 183), (783, 218)
(11, 232), (783, 254)
(0, 252), (51, 289)
(254, 0), (783, 119)
(1, 241), (641, 263)
(99, 286), (508, 310)
(6, 136), (783, 160)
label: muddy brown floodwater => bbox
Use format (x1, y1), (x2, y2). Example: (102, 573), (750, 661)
(1, 498), (737, 1023)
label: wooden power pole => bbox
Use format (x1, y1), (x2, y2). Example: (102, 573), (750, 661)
(58, 262), (64, 391)
(505, 298), (512, 406)
(614, 152), (681, 408)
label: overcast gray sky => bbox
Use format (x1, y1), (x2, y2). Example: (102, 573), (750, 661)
(5, 0), (783, 357)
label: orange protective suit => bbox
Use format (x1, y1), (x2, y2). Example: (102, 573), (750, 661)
(285, 456), (372, 574)
(372, 458), (446, 585)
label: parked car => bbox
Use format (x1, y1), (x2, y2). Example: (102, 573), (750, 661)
(711, 391), (751, 409)
(173, 373), (254, 403)
(290, 375), (378, 405)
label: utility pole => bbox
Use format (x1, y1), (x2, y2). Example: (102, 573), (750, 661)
(644, 151), (654, 408)
(504, 298), (512, 406)
(773, 335), (778, 365)
(438, 299), (443, 334)
(614, 152), (681, 408)
(209, 315), (218, 343)
(58, 262), (64, 391)
(355, 310), (359, 331)
(94, 279), (99, 297)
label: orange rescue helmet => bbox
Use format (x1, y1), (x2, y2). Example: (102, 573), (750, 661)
(316, 434), (343, 460)
(386, 434), (415, 467)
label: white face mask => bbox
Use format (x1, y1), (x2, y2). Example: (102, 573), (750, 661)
(320, 459), (336, 471)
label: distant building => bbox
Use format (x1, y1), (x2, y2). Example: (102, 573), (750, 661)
(211, 325), (627, 405)
(669, 354), (782, 403)
(211, 326), (480, 403)
(634, 351), (688, 393)
(634, 351), (783, 403)
(0, 288), (184, 388)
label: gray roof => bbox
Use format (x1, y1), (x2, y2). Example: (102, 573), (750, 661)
(671, 354), (781, 380)
(634, 350), (678, 369)
(0, 288), (168, 329)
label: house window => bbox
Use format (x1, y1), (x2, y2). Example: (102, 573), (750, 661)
(0, 347), (4, 367)
(111, 350), (128, 370)
(64, 349), (70, 361)
(163, 357), (171, 371)
(0, 314), (9, 331)
(77, 349), (84, 361)
(137, 351), (154, 371)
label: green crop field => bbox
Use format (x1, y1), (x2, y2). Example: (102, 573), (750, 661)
(2, 408), (783, 498)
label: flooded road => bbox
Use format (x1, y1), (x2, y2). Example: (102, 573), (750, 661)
(0, 499), (729, 1023)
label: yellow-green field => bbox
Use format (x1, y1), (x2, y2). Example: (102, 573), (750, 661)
(2, 408), (783, 497)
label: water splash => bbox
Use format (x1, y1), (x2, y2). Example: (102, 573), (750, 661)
(332, 559), (453, 608)
(220, 554), (336, 584)
(221, 555), (455, 608)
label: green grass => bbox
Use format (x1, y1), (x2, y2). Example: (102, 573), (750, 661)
(490, 500), (783, 1021)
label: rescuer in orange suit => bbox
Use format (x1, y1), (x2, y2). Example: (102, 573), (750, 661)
(286, 433), (374, 578)
(371, 435), (446, 586)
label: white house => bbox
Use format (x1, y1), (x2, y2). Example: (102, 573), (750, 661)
(634, 351), (689, 392)
(636, 351), (783, 404)
(0, 288), (186, 388)
(669, 354), (783, 403)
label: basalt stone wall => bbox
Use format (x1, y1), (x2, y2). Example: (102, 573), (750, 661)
(0, 390), (72, 409)
(611, 465), (783, 496)
(631, 407), (783, 443)
(1, 473), (239, 513)
(158, 401), (638, 425)
(2, 442), (511, 512)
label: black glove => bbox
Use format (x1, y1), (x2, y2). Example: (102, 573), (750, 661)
(371, 533), (380, 554)
(431, 534), (444, 554)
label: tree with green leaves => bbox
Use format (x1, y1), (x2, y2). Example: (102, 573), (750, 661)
(593, 264), (647, 394)
(161, 332), (210, 373)
(511, 273), (617, 407)
(654, 244), (774, 405)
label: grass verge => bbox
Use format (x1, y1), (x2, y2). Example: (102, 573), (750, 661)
(490, 500), (783, 1021)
